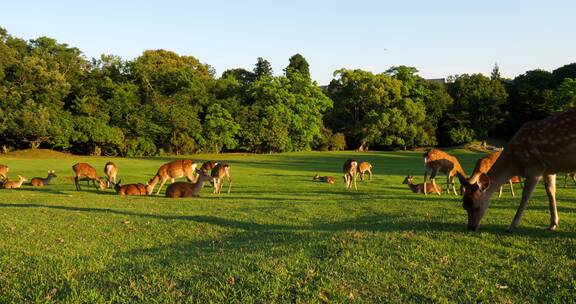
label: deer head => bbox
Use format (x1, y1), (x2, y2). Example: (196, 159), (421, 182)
(402, 175), (414, 184)
(458, 172), (491, 231)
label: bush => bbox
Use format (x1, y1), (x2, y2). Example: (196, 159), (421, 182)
(449, 127), (475, 145)
(329, 133), (347, 151)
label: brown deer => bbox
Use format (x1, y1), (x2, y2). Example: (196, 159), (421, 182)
(357, 162), (373, 181)
(458, 108), (576, 232)
(200, 160), (218, 173)
(313, 174), (335, 184)
(0, 164), (8, 180)
(402, 175), (441, 195)
(2, 175), (27, 189)
(468, 151), (523, 198)
(343, 159), (358, 191)
(72, 163), (107, 191)
(166, 171), (212, 198)
(104, 162), (119, 188)
(30, 171), (57, 187)
(113, 180), (148, 196)
(147, 159), (198, 195)
(423, 149), (466, 195)
(211, 163), (232, 194)
(563, 172), (576, 188)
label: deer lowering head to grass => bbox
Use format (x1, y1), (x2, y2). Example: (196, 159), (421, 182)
(313, 174), (335, 184)
(563, 172), (576, 188)
(113, 180), (148, 196)
(104, 162), (119, 188)
(458, 108), (576, 232)
(343, 159), (358, 191)
(165, 171), (212, 198)
(211, 163), (232, 194)
(200, 160), (218, 173)
(402, 175), (441, 195)
(2, 175), (27, 189)
(30, 171), (57, 187)
(146, 159), (198, 195)
(0, 164), (8, 181)
(468, 150), (523, 198)
(357, 161), (373, 181)
(72, 163), (107, 191)
(423, 149), (466, 195)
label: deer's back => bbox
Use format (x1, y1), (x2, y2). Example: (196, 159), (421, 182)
(73, 163), (97, 178)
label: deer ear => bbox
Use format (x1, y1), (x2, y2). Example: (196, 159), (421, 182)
(477, 174), (491, 192)
(457, 172), (469, 187)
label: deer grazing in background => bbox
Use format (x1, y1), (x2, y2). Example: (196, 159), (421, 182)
(343, 159), (358, 191)
(357, 161), (373, 181)
(147, 159), (198, 195)
(165, 171), (212, 198)
(403, 175), (441, 195)
(211, 163), (232, 194)
(458, 108), (576, 232)
(313, 174), (335, 184)
(104, 162), (119, 188)
(423, 149), (466, 195)
(0, 164), (8, 181)
(2, 175), (27, 189)
(30, 171), (57, 187)
(113, 180), (148, 196)
(468, 150), (523, 198)
(72, 163), (107, 191)
(563, 172), (576, 188)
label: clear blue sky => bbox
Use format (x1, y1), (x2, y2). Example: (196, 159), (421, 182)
(1, 1), (574, 84)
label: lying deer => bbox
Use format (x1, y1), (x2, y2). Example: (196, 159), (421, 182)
(30, 171), (57, 187)
(104, 162), (119, 188)
(423, 149), (466, 195)
(113, 180), (148, 196)
(459, 108), (576, 231)
(313, 174), (335, 184)
(468, 150), (523, 198)
(165, 171), (212, 198)
(343, 159), (358, 191)
(147, 159), (198, 195)
(0, 164), (8, 180)
(211, 163), (232, 194)
(357, 162), (373, 181)
(402, 175), (441, 195)
(72, 163), (107, 191)
(2, 175), (27, 189)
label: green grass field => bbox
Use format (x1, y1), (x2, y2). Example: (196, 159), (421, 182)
(1, 150), (575, 303)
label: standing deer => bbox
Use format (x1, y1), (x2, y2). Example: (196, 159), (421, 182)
(166, 171), (212, 198)
(104, 162), (119, 188)
(113, 180), (148, 196)
(2, 175), (27, 189)
(0, 164), (8, 181)
(357, 162), (373, 181)
(313, 174), (335, 184)
(468, 151), (523, 198)
(563, 172), (576, 188)
(211, 163), (232, 194)
(147, 159), (198, 195)
(402, 175), (441, 195)
(72, 163), (107, 191)
(30, 171), (57, 187)
(458, 108), (576, 232)
(343, 159), (358, 191)
(423, 149), (466, 195)
(200, 160), (218, 173)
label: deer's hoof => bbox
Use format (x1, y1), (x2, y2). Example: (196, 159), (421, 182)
(548, 224), (558, 231)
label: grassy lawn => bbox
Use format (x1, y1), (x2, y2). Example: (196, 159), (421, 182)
(0, 150), (575, 303)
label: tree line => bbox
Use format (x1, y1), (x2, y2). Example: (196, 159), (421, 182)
(1, 27), (575, 156)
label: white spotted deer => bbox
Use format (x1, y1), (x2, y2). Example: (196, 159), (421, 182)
(343, 159), (358, 191)
(468, 150), (523, 198)
(357, 161), (373, 181)
(147, 159), (198, 195)
(72, 163), (107, 191)
(104, 162), (119, 188)
(423, 149), (467, 195)
(211, 163), (232, 194)
(458, 108), (576, 231)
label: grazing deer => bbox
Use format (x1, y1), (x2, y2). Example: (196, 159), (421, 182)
(423, 149), (466, 195)
(113, 180), (148, 196)
(468, 151), (523, 198)
(72, 163), (107, 191)
(104, 162), (119, 188)
(200, 160), (218, 173)
(313, 174), (335, 184)
(0, 164), (8, 180)
(166, 171), (212, 198)
(30, 171), (57, 187)
(211, 163), (232, 194)
(343, 159), (358, 191)
(458, 108), (576, 232)
(2, 175), (27, 189)
(147, 159), (198, 195)
(357, 162), (373, 181)
(402, 175), (441, 195)
(563, 172), (576, 188)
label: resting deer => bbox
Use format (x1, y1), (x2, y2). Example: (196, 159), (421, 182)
(30, 171), (57, 187)
(113, 180), (148, 196)
(458, 108), (576, 232)
(147, 159), (198, 195)
(211, 163), (232, 194)
(0, 164), (8, 180)
(403, 175), (441, 195)
(72, 163), (107, 191)
(423, 149), (466, 195)
(313, 174), (335, 184)
(104, 162), (119, 188)
(357, 162), (373, 181)
(166, 171), (212, 198)
(2, 175), (27, 189)
(343, 159), (358, 191)
(468, 151), (523, 198)
(563, 172), (576, 188)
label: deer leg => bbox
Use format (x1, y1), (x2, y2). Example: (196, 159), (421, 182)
(508, 175), (540, 232)
(368, 170), (372, 181)
(544, 174), (559, 231)
(498, 185), (503, 198)
(571, 174), (576, 187)
(509, 180), (515, 197)
(450, 176), (458, 195)
(353, 172), (357, 190)
(156, 178), (168, 195)
(226, 175), (232, 194)
(563, 174), (568, 188)
(75, 176), (80, 191)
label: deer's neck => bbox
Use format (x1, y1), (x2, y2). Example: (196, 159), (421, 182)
(407, 182), (419, 193)
(193, 180), (207, 193)
(44, 175), (54, 185)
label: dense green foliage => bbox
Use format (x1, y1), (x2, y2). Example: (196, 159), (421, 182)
(1, 151), (576, 302)
(1, 27), (576, 154)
